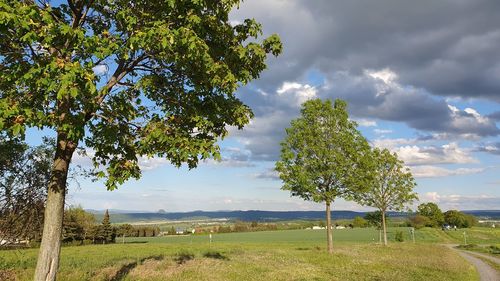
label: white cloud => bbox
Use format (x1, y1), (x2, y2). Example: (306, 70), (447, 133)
(410, 165), (484, 178)
(374, 129), (393, 135)
(376, 141), (476, 166)
(372, 137), (422, 149)
(202, 147), (254, 168)
(366, 68), (398, 85)
(355, 119), (377, 127)
(421, 191), (441, 202)
(418, 192), (500, 210)
(277, 81), (317, 106)
(138, 157), (169, 171)
(72, 148), (169, 171)
(92, 64), (108, 76)
(252, 168), (280, 180)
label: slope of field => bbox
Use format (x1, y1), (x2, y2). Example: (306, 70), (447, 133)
(441, 227), (500, 245)
(124, 227), (444, 244)
(0, 227), (482, 281)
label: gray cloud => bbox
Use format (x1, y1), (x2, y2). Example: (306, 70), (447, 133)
(475, 142), (500, 155)
(234, 72), (498, 161)
(252, 168), (280, 181)
(488, 111), (500, 121)
(319, 70), (499, 137)
(229, 1), (500, 162)
(232, 0), (500, 102)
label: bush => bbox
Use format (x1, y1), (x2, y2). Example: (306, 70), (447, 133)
(457, 244), (478, 250)
(395, 231), (404, 242)
(488, 245), (500, 254)
(408, 215), (431, 229)
(352, 216), (368, 228)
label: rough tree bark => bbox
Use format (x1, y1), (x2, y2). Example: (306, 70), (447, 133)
(382, 210), (388, 246)
(34, 134), (77, 281)
(326, 201), (333, 254)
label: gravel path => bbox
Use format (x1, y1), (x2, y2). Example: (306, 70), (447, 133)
(465, 251), (500, 265)
(445, 245), (499, 281)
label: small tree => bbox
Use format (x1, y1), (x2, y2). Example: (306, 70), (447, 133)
(99, 209), (114, 243)
(356, 148), (417, 245)
(352, 216), (368, 228)
(276, 99), (372, 253)
(365, 211), (383, 243)
(417, 203), (444, 227)
(0, 1), (281, 279)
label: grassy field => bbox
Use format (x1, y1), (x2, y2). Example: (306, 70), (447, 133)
(440, 227), (500, 244)
(124, 227), (444, 244)
(0, 227), (493, 281)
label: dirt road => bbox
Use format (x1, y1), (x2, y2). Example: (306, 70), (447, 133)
(445, 245), (499, 281)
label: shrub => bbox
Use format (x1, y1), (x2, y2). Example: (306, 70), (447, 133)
(395, 231), (404, 242)
(352, 216), (368, 228)
(408, 215), (432, 229)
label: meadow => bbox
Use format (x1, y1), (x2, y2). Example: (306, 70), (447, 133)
(2, 227), (496, 280)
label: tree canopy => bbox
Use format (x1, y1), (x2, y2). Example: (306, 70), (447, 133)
(356, 148), (417, 213)
(275, 98), (372, 253)
(417, 202), (444, 227)
(276, 99), (372, 204)
(355, 148), (417, 245)
(0, 0), (282, 189)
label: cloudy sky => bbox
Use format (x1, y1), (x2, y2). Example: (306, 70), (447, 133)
(40, 0), (500, 212)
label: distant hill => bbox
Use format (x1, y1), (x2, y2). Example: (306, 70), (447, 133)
(87, 209), (500, 224)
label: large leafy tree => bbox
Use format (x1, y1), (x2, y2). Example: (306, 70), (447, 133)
(275, 99), (372, 253)
(417, 202), (444, 227)
(0, 1), (281, 279)
(356, 148), (417, 245)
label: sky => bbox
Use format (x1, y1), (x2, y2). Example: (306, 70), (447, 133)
(31, 0), (500, 212)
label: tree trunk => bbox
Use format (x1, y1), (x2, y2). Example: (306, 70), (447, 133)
(382, 210), (387, 246)
(326, 201), (333, 254)
(34, 136), (76, 281)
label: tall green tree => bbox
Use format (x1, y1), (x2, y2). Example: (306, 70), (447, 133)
(0, 1), (281, 279)
(275, 99), (372, 253)
(417, 202), (444, 227)
(99, 209), (113, 243)
(355, 148), (417, 245)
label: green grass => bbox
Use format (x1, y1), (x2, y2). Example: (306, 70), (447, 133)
(124, 227), (445, 244)
(0, 227), (487, 281)
(440, 227), (500, 244)
(0, 242), (478, 281)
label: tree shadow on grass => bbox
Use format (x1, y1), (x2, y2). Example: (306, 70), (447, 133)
(109, 255), (163, 281)
(203, 250), (229, 260)
(174, 251), (195, 264)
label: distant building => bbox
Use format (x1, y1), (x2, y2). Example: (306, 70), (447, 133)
(312, 226), (325, 230)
